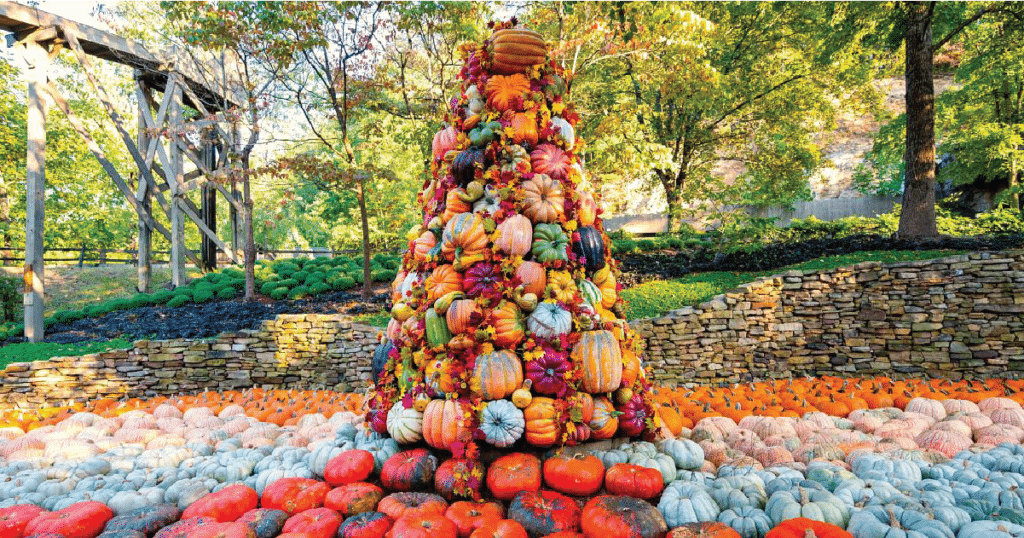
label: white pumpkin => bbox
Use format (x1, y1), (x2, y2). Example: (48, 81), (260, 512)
(386, 402), (424, 444)
(550, 116), (575, 150)
(527, 302), (572, 339)
(479, 400), (525, 448)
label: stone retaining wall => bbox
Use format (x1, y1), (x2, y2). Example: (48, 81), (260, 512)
(2, 251), (1023, 407)
(636, 251), (1024, 385)
(0, 316), (379, 407)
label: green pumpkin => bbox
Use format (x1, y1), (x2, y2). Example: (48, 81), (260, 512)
(660, 438), (705, 471)
(847, 504), (954, 538)
(717, 506), (772, 538)
(709, 477), (767, 512)
(424, 308), (452, 347)
(658, 481), (721, 528)
(531, 223), (569, 263)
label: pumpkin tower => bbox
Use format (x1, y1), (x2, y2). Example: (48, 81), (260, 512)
(368, 21), (658, 465)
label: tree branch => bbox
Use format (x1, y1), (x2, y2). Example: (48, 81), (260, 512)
(709, 74), (806, 129)
(933, 5), (996, 53)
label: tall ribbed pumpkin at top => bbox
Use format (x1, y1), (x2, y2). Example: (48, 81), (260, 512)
(368, 20), (659, 468)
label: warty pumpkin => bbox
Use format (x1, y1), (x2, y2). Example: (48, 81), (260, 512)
(507, 491), (580, 538)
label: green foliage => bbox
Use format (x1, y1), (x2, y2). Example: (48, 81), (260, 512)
(0, 275), (19, 323)
(166, 295), (189, 308)
(288, 285), (311, 300)
(192, 289), (215, 303)
(0, 338), (135, 367)
(217, 287), (238, 300)
(269, 287), (290, 300)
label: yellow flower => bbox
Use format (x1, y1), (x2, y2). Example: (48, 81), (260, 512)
(552, 102), (565, 115)
(564, 220), (578, 232)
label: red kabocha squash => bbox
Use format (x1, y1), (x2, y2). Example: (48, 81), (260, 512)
(24, 501), (113, 538)
(490, 301), (525, 348)
(588, 396), (619, 440)
(387, 513), (458, 538)
(530, 144), (571, 181)
(494, 215), (533, 257)
(604, 464), (664, 500)
(472, 349), (524, 401)
(515, 261), (546, 296)
(543, 452), (605, 497)
(99, 505), (183, 538)
(434, 458), (486, 501)
(485, 74), (530, 112)
(469, 520), (527, 538)
(524, 348), (570, 397)
(325, 450), (376, 487)
(0, 505), (48, 538)
(487, 453), (542, 501)
(237, 509), (289, 538)
(182, 522), (255, 538)
(422, 399), (471, 452)
(763, 518), (852, 538)
(377, 493), (448, 521)
(281, 508), (342, 538)
(520, 175), (565, 224)
(489, 28), (546, 76)
(432, 126), (458, 161)
(447, 299), (484, 336)
(507, 490), (581, 538)
(580, 496), (666, 538)
(337, 512), (393, 538)
(381, 448), (438, 492)
(523, 397), (560, 447)
(572, 330), (623, 394)
(666, 523), (741, 538)
(182, 484), (259, 522)
(261, 478), (331, 516)
(325, 482), (384, 518)
(446, 502), (505, 538)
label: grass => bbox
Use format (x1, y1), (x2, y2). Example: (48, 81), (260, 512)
(621, 249), (967, 320)
(0, 338), (135, 369)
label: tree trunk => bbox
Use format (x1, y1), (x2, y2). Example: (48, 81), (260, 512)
(357, 177), (372, 301)
(898, 1), (939, 239)
(0, 179), (10, 263)
(241, 154), (256, 302)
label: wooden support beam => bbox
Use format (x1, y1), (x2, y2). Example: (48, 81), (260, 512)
(20, 36), (48, 342)
(135, 77), (152, 294)
(169, 82), (187, 285)
(200, 144), (217, 271)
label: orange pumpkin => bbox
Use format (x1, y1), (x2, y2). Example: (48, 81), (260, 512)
(494, 215), (533, 257)
(510, 112), (539, 146)
(428, 265), (463, 302)
(577, 191), (597, 227)
(471, 350), (524, 400)
(490, 301), (526, 347)
(446, 299), (483, 335)
(621, 348), (641, 388)
(426, 358), (458, 395)
(489, 28), (546, 75)
(413, 232), (438, 263)
(423, 399), (470, 452)
(521, 175), (565, 223)
(485, 74), (530, 111)
(443, 191), (472, 223)
(589, 396), (618, 440)
(523, 397), (559, 447)
(442, 213), (490, 270)
(515, 261), (546, 296)
(572, 330), (623, 394)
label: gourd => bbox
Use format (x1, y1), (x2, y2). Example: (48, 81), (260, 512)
(543, 453), (605, 497)
(427, 265), (463, 303)
(589, 397), (619, 441)
(549, 116), (575, 150)
(376, 492), (448, 521)
(577, 191), (597, 227)
(573, 330), (623, 394)
(425, 309), (452, 348)
(627, 450), (676, 486)
(604, 464), (664, 500)
(525, 348), (570, 396)
(846, 505), (954, 538)
(324, 450), (375, 487)
(422, 400), (470, 452)
(445, 501), (505, 538)
(464, 263), (502, 304)
(527, 302), (572, 339)
(488, 453), (542, 502)
(511, 112), (539, 146)
(764, 488), (850, 528)
(471, 350), (524, 401)
(531, 223), (569, 263)
(386, 403), (424, 445)
(530, 144), (571, 180)
(521, 175), (565, 223)
(472, 185), (502, 215)
(573, 226), (606, 272)
(658, 482), (721, 528)
(576, 279), (602, 307)
(580, 496), (667, 538)
(500, 144), (532, 174)
(180, 484), (258, 522)
(523, 397), (559, 447)
(452, 148), (487, 186)
(337, 512), (393, 538)
(494, 215), (533, 257)
(512, 380), (534, 409)
(324, 483), (383, 518)
(447, 299), (483, 335)
(479, 400), (525, 448)
(261, 478), (331, 517)
(489, 28), (547, 76)
(763, 518), (852, 538)
(441, 213), (490, 270)
(515, 261), (546, 296)
(490, 301), (525, 347)
(661, 438), (705, 471)
(485, 74), (530, 111)
(24, 501), (114, 538)
(281, 507), (343, 538)
(432, 126), (458, 161)
(716, 507), (772, 538)
(434, 458), (485, 501)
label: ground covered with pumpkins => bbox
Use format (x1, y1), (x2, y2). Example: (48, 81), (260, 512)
(7, 22), (1024, 538)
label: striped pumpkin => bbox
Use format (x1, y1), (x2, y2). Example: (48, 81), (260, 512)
(572, 330), (623, 394)
(422, 399), (470, 452)
(471, 349), (524, 400)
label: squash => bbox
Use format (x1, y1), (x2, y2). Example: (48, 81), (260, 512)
(543, 453), (605, 497)
(627, 449), (677, 487)
(324, 450), (375, 487)
(425, 358), (457, 396)
(764, 488), (850, 528)
(577, 191), (597, 227)
(658, 482), (722, 528)
(444, 189), (473, 223)
(605, 465), (664, 500)
(445, 502), (505, 538)
(763, 518), (852, 538)
(447, 299), (484, 335)
(377, 492), (448, 521)
(25, 502), (114, 538)
(432, 126), (458, 161)
(485, 74), (530, 112)
(463, 262), (503, 305)
(422, 399), (470, 452)
(507, 491), (580, 538)
(282, 508), (342, 538)
(530, 144), (571, 180)
(337, 512), (393, 538)
(387, 513), (457, 538)
(511, 380), (533, 409)
(668, 523), (741, 538)
(427, 265), (463, 303)
(425, 308), (453, 348)
(524, 346), (570, 396)
(412, 232), (438, 263)
(576, 279), (602, 308)
(487, 453), (542, 502)
(490, 301), (525, 347)
(471, 350), (524, 401)
(592, 266), (617, 308)
(500, 144), (532, 174)
(237, 509), (289, 538)
(589, 396), (619, 440)
(523, 397), (560, 447)
(261, 478), (331, 516)
(324, 483), (384, 518)
(661, 438), (705, 471)
(527, 302), (572, 340)
(473, 185), (502, 215)
(104, 505), (183, 538)
(386, 403), (424, 445)
(181, 484), (258, 522)
(494, 215), (533, 257)
(479, 400), (525, 448)
(531, 223), (569, 263)
(546, 270), (577, 303)
(511, 112), (539, 146)
(580, 496), (667, 538)
(442, 213), (490, 271)
(846, 506), (951, 538)
(572, 227), (606, 273)
(521, 175), (565, 224)
(549, 116), (575, 150)
(489, 28), (547, 75)
(515, 261), (546, 296)
(572, 330), (623, 394)
(717, 507), (772, 538)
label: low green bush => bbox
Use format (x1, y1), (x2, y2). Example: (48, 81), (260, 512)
(166, 295), (189, 308)
(0, 275), (19, 323)
(192, 289), (215, 303)
(269, 287), (290, 300)
(260, 281), (280, 295)
(288, 285), (311, 300)
(217, 287), (237, 299)
(150, 290), (174, 305)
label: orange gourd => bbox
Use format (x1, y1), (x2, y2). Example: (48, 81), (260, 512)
(427, 265), (463, 302)
(521, 175), (565, 224)
(490, 301), (525, 347)
(572, 330), (623, 394)
(485, 74), (530, 111)
(446, 299), (483, 335)
(471, 350), (524, 401)
(510, 112), (539, 146)
(523, 397), (559, 447)
(489, 28), (547, 75)
(515, 261), (546, 296)
(422, 400), (470, 452)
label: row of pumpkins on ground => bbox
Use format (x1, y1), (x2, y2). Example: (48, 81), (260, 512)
(7, 390), (1024, 536)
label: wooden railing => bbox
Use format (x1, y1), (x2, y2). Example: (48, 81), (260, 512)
(0, 246), (404, 267)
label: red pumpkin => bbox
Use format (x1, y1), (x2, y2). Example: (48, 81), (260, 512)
(337, 512), (393, 538)
(432, 126), (458, 161)
(530, 144), (571, 180)
(182, 484), (259, 523)
(381, 448), (438, 492)
(325, 482), (384, 518)
(153, 518), (217, 538)
(237, 509), (289, 538)
(515, 261), (546, 296)
(387, 513), (458, 538)
(524, 347), (570, 396)
(464, 262), (503, 305)
(542, 453), (604, 497)
(667, 523), (742, 538)
(183, 522), (256, 538)
(0, 505), (48, 538)
(376, 493), (448, 521)
(445, 502), (505, 538)
(469, 520), (527, 538)
(487, 453), (542, 501)
(434, 458), (486, 501)
(604, 464), (664, 500)
(261, 478), (330, 516)
(580, 497), (666, 538)
(24, 502), (113, 538)
(325, 450), (376, 487)
(282, 509), (342, 538)
(763, 518), (852, 538)
(507, 491), (580, 538)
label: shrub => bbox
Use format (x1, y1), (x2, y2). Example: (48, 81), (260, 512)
(127, 294), (152, 309)
(304, 272), (326, 285)
(288, 285), (311, 300)
(217, 287), (238, 299)
(370, 268), (397, 282)
(150, 290), (174, 305)
(260, 281), (280, 295)
(192, 289), (215, 303)
(0, 275), (19, 323)
(292, 270), (309, 283)
(167, 295), (189, 308)
(269, 286), (290, 300)
(331, 276), (356, 291)
(310, 282), (331, 294)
